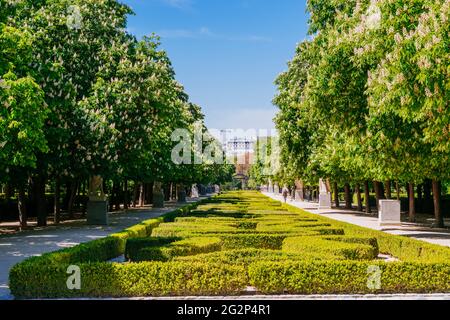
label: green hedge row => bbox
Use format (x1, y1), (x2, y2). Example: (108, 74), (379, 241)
(10, 261), (247, 299)
(248, 261), (450, 294)
(280, 202), (450, 263)
(9, 200), (206, 298)
(283, 236), (379, 260)
(129, 237), (222, 262)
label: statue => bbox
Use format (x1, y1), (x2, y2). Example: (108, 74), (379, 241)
(319, 179), (331, 194)
(89, 175), (107, 201)
(318, 178), (332, 209)
(87, 175), (108, 225)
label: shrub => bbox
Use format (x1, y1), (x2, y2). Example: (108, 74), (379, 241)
(282, 236), (379, 260)
(125, 237), (180, 261)
(248, 261), (450, 294)
(10, 261), (248, 299)
(131, 237), (222, 262)
(175, 249), (324, 265)
(221, 234), (287, 250)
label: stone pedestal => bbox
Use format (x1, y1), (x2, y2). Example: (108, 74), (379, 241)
(379, 200), (401, 226)
(318, 193), (332, 209)
(199, 185), (207, 196)
(191, 185), (199, 198)
(152, 192), (165, 208)
(87, 200), (109, 225)
(295, 189), (304, 202)
(177, 190), (187, 203)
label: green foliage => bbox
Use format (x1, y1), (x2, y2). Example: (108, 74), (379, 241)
(249, 261), (450, 294)
(273, 0), (449, 189)
(10, 261), (248, 299)
(128, 237), (222, 262)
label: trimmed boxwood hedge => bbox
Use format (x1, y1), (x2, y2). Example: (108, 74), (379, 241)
(248, 261), (450, 294)
(9, 200), (207, 298)
(129, 237), (222, 262)
(11, 261), (248, 298)
(9, 191), (450, 298)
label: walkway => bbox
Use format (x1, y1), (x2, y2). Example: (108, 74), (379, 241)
(0, 197), (205, 300)
(263, 192), (450, 248)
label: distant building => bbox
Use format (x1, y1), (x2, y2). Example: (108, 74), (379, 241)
(226, 138), (255, 156)
(220, 137), (255, 189)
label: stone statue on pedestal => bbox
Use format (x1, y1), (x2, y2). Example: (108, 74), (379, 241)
(318, 178), (332, 209)
(294, 179), (304, 202)
(87, 175), (108, 225)
(152, 181), (165, 208)
(88, 175), (107, 201)
(191, 184), (199, 198)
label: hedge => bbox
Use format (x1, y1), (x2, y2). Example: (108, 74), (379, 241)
(9, 191), (450, 298)
(9, 199), (207, 298)
(129, 237), (222, 262)
(248, 261), (450, 294)
(10, 261), (248, 298)
(282, 236), (379, 260)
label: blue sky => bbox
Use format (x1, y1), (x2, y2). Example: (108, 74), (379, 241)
(121, 0), (309, 131)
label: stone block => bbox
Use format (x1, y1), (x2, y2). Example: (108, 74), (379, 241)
(87, 200), (109, 225)
(379, 200), (401, 226)
(191, 185), (199, 198)
(294, 189), (304, 202)
(177, 190), (187, 203)
(153, 192), (165, 208)
(318, 193), (331, 209)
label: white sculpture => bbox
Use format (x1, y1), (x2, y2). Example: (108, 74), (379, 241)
(318, 178), (332, 209)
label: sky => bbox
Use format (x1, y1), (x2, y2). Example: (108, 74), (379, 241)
(121, 0), (310, 134)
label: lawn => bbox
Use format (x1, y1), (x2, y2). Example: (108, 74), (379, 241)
(10, 191), (450, 298)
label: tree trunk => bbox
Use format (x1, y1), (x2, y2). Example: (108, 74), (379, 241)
(114, 182), (121, 211)
(132, 181), (139, 208)
(4, 183), (13, 201)
(355, 183), (363, 212)
(373, 181), (381, 212)
(333, 182), (340, 208)
(54, 176), (61, 224)
(423, 179), (432, 212)
(139, 183), (144, 207)
(364, 181), (371, 214)
(408, 183), (416, 223)
(62, 182), (71, 210)
(396, 182), (400, 200)
(68, 181), (78, 219)
(35, 176), (47, 227)
(148, 182), (154, 204)
(124, 180), (129, 210)
(344, 183), (352, 209)
(385, 180), (392, 199)
(432, 180), (444, 228)
(18, 185), (27, 229)
(417, 184), (423, 212)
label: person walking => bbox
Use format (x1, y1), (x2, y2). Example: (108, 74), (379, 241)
(282, 186), (289, 203)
